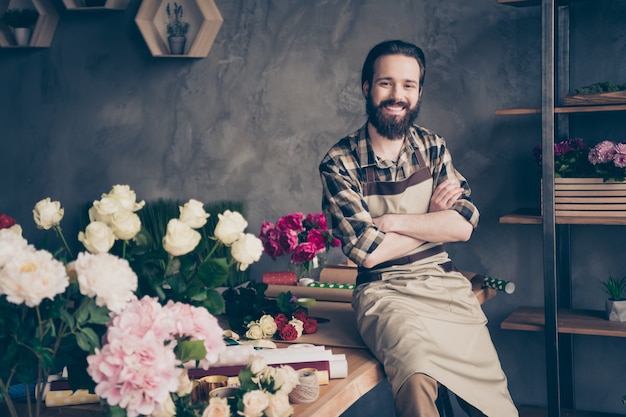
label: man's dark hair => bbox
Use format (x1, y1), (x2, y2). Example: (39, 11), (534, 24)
(361, 40), (426, 90)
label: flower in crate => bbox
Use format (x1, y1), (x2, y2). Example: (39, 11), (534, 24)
(533, 137), (595, 178)
(259, 212), (340, 278)
(588, 140), (626, 182)
(86, 296), (226, 417)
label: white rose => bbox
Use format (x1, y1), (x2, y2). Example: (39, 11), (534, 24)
(202, 397), (230, 417)
(179, 199), (210, 229)
(245, 323), (264, 340)
(272, 365), (299, 394)
(109, 211), (142, 241)
(259, 314), (278, 338)
(288, 318), (304, 337)
(8, 224), (22, 235)
(162, 219), (201, 256)
(231, 233), (263, 271)
(78, 221), (116, 254)
(241, 390), (269, 417)
(248, 355), (267, 375)
(105, 184), (145, 212)
(150, 395), (176, 417)
(89, 197), (121, 225)
(33, 198), (64, 230)
(74, 252), (138, 314)
(214, 210), (248, 245)
(265, 393), (293, 417)
(176, 369), (194, 396)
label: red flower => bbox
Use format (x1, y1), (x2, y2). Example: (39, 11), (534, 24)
(303, 317), (318, 334)
(306, 229), (328, 252)
(0, 214), (16, 230)
(279, 324), (299, 341)
(304, 213), (326, 230)
(292, 310), (307, 323)
(274, 313), (289, 331)
(276, 212), (305, 234)
(291, 242), (317, 263)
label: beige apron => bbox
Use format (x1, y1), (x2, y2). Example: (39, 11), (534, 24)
(353, 140), (518, 417)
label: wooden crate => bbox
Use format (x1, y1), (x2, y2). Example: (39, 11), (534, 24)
(555, 178), (626, 217)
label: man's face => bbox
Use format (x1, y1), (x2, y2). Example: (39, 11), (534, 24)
(364, 54), (422, 140)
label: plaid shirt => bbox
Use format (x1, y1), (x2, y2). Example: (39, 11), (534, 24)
(319, 122), (479, 265)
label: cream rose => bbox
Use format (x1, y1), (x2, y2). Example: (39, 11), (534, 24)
(241, 390), (269, 417)
(202, 397), (230, 417)
(89, 197), (121, 225)
(33, 198), (64, 230)
(214, 210), (248, 245)
(176, 369), (194, 396)
(78, 221), (115, 254)
(265, 393), (293, 417)
(245, 323), (264, 340)
(248, 355), (267, 376)
(288, 318), (304, 337)
(105, 184), (145, 212)
(259, 314), (278, 338)
(110, 211), (142, 241)
(162, 219), (201, 256)
(150, 395), (176, 417)
(272, 365), (299, 394)
(231, 233), (263, 271)
(179, 199), (210, 229)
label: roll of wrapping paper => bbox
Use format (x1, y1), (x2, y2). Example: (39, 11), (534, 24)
(265, 284), (353, 302)
(306, 282), (355, 290)
(482, 276), (515, 294)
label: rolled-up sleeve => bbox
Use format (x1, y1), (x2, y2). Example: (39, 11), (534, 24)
(319, 154), (385, 265)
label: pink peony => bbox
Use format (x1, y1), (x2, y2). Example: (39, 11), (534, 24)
(290, 242), (317, 263)
(613, 143), (626, 168)
(306, 229), (328, 252)
(275, 212), (305, 233)
(589, 140), (617, 164)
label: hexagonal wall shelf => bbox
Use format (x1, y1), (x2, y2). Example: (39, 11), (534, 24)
(0, 0), (59, 48)
(62, 0), (129, 11)
(135, 0), (223, 58)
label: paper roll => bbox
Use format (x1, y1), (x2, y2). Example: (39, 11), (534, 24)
(265, 284), (353, 302)
(482, 276), (516, 294)
(329, 354), (348, 379)
(319, 265), (358, 285)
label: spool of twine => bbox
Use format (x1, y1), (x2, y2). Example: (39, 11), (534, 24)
(288, 368), (320, 404)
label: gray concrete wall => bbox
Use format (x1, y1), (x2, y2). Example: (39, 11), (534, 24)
(1, 0), (626, 414)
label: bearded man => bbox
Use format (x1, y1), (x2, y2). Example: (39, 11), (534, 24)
(319, 40), (518, 417)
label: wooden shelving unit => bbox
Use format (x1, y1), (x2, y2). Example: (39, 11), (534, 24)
(497, 0), (592, 7)
(495, 103), (626, 115)
(62, 0), (130, 11)
(135, 0), (223, 58)
(499, 209), (626, 225)
(0, 0), (59, 48)
(502, 307), (626, 337)
(519, 405), (623, 417)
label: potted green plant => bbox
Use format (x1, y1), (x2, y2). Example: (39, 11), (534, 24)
(602, 275), (626, 321)
(165, 2), (189, 55)
(0, 8), (39, 46)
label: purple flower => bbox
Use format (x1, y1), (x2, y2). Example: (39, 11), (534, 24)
(589, 140), (617, 165)
(614, 143), (626, 168)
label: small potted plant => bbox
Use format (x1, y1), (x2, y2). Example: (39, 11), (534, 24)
(602, 275), (626, 321)
(0, 8), (39, 46)
(165, 2), (189, 55)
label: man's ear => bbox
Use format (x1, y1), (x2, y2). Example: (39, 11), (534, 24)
(362, 81), (370, 98)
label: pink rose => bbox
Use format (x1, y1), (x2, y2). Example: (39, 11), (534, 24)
(263, 239), (284, 258)
(306, 229), (327, 252)
(274, 313), (289, 331)
(276, 213), (305, 233)
(290, 242), (316, 263)
(278, 230), (299, 253)
(292, 310), (307, 323)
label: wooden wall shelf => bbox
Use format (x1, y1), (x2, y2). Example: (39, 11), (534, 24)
(0, 0), (59, 48)
(501, 306), (626, 337)
(495, 103), (626, 115)
(62, 0), (129, 11)
(499, 208), (626, 225)
(135, 0), (223, 58)
(497, 0), (593, 7)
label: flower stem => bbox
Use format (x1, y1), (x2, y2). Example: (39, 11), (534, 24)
(54, 225), (74, 259)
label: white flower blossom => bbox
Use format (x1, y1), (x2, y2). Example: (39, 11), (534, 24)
(33, 198), (64, 230)
(179, 199), (210, 229)
(162, 219), (201, 256)
(231, 233), (263, 271)
(214, 210), (248, 245)
(78, 221), (116, 254)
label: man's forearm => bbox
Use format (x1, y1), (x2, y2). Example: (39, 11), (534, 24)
(361, 231), (424, 269)
(373, 210), (473, 243)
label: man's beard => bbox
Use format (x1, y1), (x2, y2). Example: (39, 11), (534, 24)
(366, 94), (420, 140)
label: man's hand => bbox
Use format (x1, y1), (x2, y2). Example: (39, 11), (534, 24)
(429, 179), (463, 212)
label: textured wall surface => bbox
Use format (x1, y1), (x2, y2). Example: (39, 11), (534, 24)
(1, 0), (626, 414)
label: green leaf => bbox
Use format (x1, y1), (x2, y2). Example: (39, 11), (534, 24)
(176, 340), (207, 363)
(202, 290), (225, 315)
(196, 258), (229, 288)
(108, 405), (127, 417)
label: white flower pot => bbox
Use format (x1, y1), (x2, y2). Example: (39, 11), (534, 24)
(13, 27), (32, 46)
(606, 299), (626, 322)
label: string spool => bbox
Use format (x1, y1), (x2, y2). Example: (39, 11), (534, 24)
(288, 368), (320, 404)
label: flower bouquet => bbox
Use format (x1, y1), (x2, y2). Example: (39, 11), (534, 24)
(587, 140), (626, 182)
(258, 212), (340, 279)
(0, 185), (264, 417)
(203, 355), (300, 417)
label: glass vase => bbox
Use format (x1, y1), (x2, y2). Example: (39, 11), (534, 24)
(290, 253), (326, 281)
